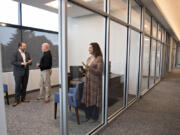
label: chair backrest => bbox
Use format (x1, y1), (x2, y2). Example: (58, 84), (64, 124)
(70, 66), (83, 80)
(74, 82), (84, 104)
(3, 84), (8, 93)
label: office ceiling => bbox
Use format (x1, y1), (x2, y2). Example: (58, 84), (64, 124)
(136, 0), (179, 41)
(153, 0), (180, 41)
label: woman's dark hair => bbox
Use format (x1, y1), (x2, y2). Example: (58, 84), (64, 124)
(90, 42), (102, 57)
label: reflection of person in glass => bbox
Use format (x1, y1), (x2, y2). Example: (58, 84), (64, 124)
(81, 42), (103, 122)
(11, 42), (32, 107)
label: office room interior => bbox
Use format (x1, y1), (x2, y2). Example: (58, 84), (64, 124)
(0, 0), (178, 135)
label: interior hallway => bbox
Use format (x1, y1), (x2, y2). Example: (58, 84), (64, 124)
(98, 69), (180, 135)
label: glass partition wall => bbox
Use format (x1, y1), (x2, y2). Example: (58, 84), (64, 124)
(0, 0), (175, 135)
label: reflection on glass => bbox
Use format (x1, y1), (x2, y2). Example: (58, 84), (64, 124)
(128, 30), (140, 103)
(131, 0), (141, 28)
(141, 36), (150, 91)
(152, 19), (157, 38)
(0, 26), (21, 72)
(155, 42), (161, 82)
(73, 0), (104, 11)
(22, 30), (58, 68)
(149, 39), (156, 86)
(110, 0), (128, 22)
(144, 12), (151, 35)
(108, 21), (127, 116)
(162, 29), (165, 43)
(68, 3), (105, 135)
(22, 3), (58, 31)
(0, 0), (18, 24)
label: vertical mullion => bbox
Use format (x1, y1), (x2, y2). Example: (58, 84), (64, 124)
(18, 2), (23, 41)
(103, 0), (110, 124)
(125, 0), (131, 107)
(138, 7), (145, 98)
(148, 17), (153, 88)
(58, 0), (68, 134)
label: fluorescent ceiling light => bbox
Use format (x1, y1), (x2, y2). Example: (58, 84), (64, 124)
(46, 1), (72, 9)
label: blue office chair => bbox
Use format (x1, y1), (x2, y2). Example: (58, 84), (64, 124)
(3, 84), (9, 105)
(54, 82), (84, 124)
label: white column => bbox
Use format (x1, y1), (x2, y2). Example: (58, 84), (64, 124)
(0, 44), (7, 135)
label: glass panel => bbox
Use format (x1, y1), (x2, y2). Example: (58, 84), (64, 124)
(22, 30), (58, 69)
(141, 36), (150, 91)
(67, 3), (105, 134)
(108, 20), (127, 116)
(162, 28), (165, 43)
(155, 42), (161, 82)
(128, 30), (140, 103)
(74, 0), (104, 11)
(158, 25), (162, 41)
(110, 0), (128, 22)
(144, 12), (151, 35)
(0, 0), (18, 25)
(0, 26), (21, 72)
(131, 0), (141, 29)
(149, 39), (156, 86)
(152, 19), (157, 38)
(2, 2), (60, 135)
(22, 3), (58, 31)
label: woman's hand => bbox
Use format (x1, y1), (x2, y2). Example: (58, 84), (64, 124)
(82, 61), (89, 69)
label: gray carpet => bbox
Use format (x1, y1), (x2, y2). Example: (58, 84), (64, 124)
(5, 87), (126, 135)
(98, 69), (180, 135)
(5, 88), (102, 135)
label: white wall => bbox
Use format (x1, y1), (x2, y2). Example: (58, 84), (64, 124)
(68, 14), (105, 69)
(2, 68), (59, 95)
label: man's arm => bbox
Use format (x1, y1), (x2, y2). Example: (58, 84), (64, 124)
(11, 52), (22, 67)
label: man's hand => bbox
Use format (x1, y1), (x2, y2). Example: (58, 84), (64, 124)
(22, 62), (27, 67)
(27, 60), (32, 64)
(36, 63), (40, 67)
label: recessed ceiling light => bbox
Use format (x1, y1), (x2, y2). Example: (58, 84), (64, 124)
(83, 0), (93, 2)
(0, 23), (7, 27)
(46, 1), (58, 9)
(46, 1), (72, 9)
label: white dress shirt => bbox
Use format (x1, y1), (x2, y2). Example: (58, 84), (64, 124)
(19, 49), (26, 63)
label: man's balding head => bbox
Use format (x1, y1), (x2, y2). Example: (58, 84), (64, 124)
(41, 43), (50, 52)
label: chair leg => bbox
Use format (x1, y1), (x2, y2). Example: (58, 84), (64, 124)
(54, 103), (57, 119)
(75, 107), (80, 125)
(5, 91), (9, 105)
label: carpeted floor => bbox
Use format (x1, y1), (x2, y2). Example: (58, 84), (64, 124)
(5, 87), (127, 135)
(98, 69), (180, 135)
(5, 87), (102, 135)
